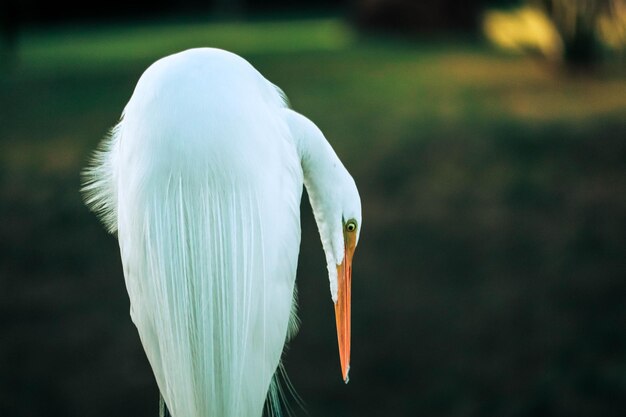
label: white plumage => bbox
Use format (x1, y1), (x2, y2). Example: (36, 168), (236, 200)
(82, 48), (361, 417)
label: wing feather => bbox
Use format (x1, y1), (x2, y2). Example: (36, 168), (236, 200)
(83, 48), (303, 417)
(81, 122), (121, 233)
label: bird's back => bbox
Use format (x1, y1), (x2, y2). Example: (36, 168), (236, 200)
(85, 49), (303, 417)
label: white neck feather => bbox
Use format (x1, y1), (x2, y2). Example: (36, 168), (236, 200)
(283, 108), (353, 301)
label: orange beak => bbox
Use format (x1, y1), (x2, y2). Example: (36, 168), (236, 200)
(335, 231), (356, 383)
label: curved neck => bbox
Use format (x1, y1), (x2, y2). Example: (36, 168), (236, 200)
(285, 110), (342, 196)
(283, 108), (346, 299)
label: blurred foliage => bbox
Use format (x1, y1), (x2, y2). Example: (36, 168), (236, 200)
(484, 6), (564, 59)
(353, 0), (485, 33)
(0, 0), (342, 25)
(595, 0), (626, 49)
(484, 1), (626, 67)
(538, 0), (626, 65)
(1, 17), (626, 417)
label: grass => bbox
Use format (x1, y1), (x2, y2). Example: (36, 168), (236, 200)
(11, 18), (353, 74)
(1, 17), (625, 417)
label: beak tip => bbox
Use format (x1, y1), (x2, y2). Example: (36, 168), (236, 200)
(343, 365), (350, 384)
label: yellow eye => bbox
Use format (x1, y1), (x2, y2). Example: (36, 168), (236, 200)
(345, 220), (357, 232)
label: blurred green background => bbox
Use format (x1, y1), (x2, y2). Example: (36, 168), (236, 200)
(1, 1), (625, 416)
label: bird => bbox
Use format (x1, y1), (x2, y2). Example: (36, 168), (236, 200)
(81, 48), (362, 417)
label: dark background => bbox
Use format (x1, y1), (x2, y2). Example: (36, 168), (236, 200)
(1, 1), (625, 416)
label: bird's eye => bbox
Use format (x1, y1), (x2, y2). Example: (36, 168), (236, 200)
(345, 220), (357, 232)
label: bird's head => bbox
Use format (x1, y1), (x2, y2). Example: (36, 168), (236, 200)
(309, 168), (361, 384)
(332, 179), (361, 384)
(285, 107), (362, 383)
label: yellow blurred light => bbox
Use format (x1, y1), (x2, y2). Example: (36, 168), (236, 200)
(596, 2), (626, 50)
(483, 6), (564, 60)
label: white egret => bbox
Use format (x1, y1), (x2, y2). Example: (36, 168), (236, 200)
(82, 48), (361, 417)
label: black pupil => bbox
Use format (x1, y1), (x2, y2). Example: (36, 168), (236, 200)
(348, 224), (354, 231)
